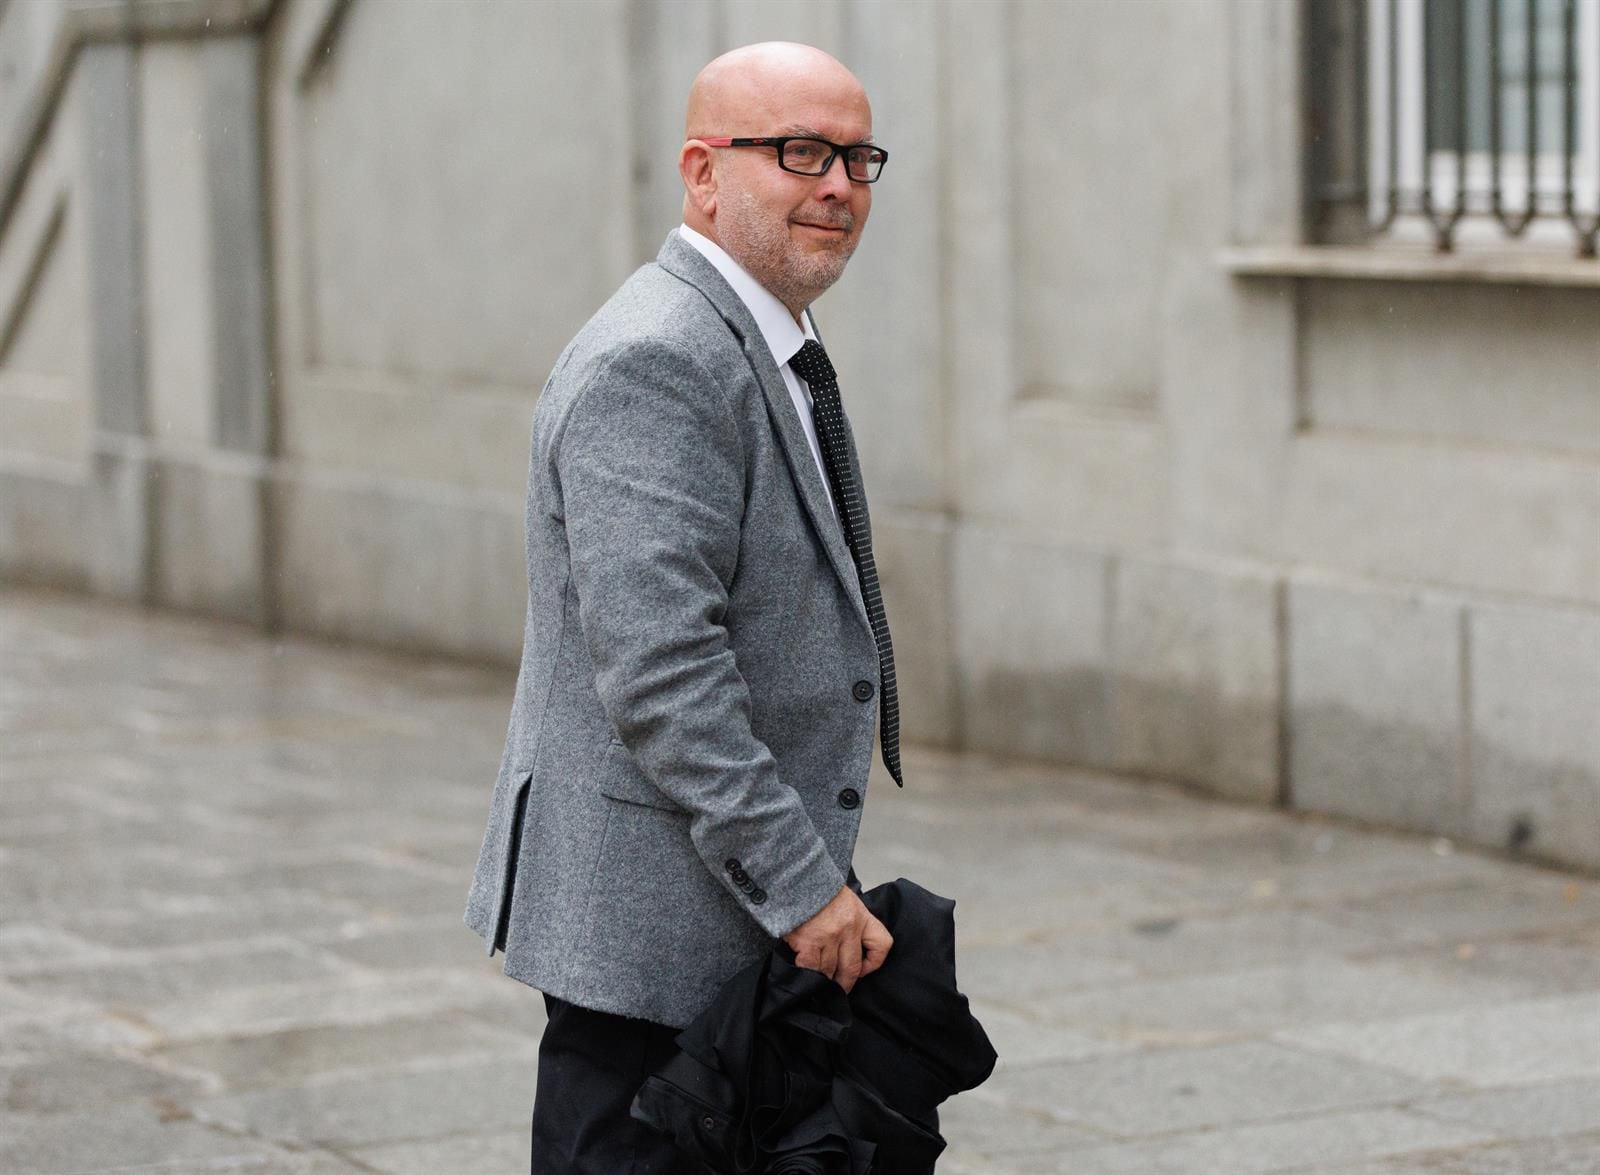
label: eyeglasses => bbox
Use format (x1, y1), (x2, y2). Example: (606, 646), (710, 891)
(698, 136), (889, 184)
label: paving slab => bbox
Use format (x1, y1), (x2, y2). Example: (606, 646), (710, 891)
(1347, 932), (1600, 1000)
(0, 1002), (163, 1053)
(1410, 1077), (1600, 1140)
(9, 941), (347, 1008)
(0, 924), (112, 974)
(1314, 879), (1600, 946)
(954, 935), (1142, 999)
(1142, 825), (1520, 906)
(1015, 907), (1397, 982)
(1279, 990), (1600, 1087)
(192, 1059), (536, 1149)
(152, 1013), (539, 1092)
(931, 1095), (1103, 1159)
(0, 1102), (284, 1174)
(58, 893), (368, 951)
(319, 918), (507, 972)
(964, 1000), (1126, 1067)
(1432, 1133), (1600, 1174)
(350, 1130), (529, 1174)
(6, 588), (1600, 1171)
(1026, 1108), (1491, 1175)
(138, 968), (525, 1042)
(50, 1154), (371, 1175)
(1289, 1161), (1457, 1174)
(0, 1049), (203, 1114)
(976, 1040), (1431, 1135)
(944, 877), (1221, 946)
(1030, 956), (1517, 1046)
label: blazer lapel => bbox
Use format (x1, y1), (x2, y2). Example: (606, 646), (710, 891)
(657, 232), (868, 626)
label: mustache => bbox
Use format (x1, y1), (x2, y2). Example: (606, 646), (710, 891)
(791, 208), (855, 231)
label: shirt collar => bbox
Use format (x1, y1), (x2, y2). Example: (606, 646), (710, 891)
(677, 224), (816, 368)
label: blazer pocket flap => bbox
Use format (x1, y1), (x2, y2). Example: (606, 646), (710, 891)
(597, 742), (684, 813)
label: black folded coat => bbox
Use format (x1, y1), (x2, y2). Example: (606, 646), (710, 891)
(630, 878), (998, 1174)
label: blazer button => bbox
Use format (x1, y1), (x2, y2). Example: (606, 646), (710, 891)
(750, 888), (768, 904)
(724, 858), (741, 874)
(838, 788), (861, 810)
(852, 680), (874, 702)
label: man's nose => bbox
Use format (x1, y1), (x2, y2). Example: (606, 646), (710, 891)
(814, 153), (853, 199)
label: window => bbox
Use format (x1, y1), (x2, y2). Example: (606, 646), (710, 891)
(1310, 0), (1600, 256)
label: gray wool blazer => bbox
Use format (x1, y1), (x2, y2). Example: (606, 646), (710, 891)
(464, 230), (884, 1028)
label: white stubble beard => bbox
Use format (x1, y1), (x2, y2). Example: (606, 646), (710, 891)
(718, 190), (859, 315)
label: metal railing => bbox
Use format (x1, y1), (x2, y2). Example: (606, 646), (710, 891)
(1309, 0), (1600, 256)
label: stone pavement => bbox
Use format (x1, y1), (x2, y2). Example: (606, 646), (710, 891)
(2, 588), (1599, 1175)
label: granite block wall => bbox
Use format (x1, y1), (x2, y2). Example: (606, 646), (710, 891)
(1, 0), (1595, 869)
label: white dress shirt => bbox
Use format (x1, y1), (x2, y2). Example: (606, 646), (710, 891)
(676, 224), (836, 517)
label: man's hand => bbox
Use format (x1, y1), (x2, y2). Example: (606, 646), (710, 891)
(782, 885), (893, 993)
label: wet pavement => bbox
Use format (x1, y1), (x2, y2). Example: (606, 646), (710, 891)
(2, 587), (1599, 1174)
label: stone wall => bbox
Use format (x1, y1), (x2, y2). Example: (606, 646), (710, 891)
(1, 0), (1596, 870)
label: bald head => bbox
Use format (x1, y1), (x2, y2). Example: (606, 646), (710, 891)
(678, 43), (876, 320)
(685, 42), (868, 140)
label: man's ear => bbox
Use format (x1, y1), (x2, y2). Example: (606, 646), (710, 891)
(679, 141), (717, 218)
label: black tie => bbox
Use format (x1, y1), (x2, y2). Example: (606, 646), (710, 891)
(788, 339), (903, 788)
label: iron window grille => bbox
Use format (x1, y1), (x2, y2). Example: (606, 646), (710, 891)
(1309, 0), (1600, 257)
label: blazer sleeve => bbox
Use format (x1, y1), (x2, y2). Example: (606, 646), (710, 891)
(553, 338), (846, 940)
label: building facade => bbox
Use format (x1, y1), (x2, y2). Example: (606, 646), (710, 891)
(1, 0), (1596, 868)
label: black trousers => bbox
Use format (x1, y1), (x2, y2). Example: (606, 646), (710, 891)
(531, 994), (703, 1174)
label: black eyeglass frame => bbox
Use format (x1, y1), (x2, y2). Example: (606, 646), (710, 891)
(698, 136), (889, 183)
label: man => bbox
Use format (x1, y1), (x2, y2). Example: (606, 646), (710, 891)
(464, 42), (901, 1171)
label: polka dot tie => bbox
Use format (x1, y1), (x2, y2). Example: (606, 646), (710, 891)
(789, 339), (903, 788)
